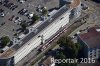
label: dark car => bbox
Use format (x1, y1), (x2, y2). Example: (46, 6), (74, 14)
(18, 9), (24, 14)
(11, 5), (18, 11)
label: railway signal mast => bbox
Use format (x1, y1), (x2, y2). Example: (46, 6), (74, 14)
(38, 35), (44, 44)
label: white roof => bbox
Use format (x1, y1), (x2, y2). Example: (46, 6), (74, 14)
(96, 29), (100, 32)
(29, 13), (33, 17)
(64, 0), (73, 2)
(48, 10), (57, 16)
(19, 34), (26, 39)
(2, 46), (9, 51)
(32, 21), (43, 28)
(19, 0), (25, 3)
(77, 31), (81, 34)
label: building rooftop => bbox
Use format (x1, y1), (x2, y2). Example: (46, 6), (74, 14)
(0, 57), (14, 66)
(79, 27), (100, 48)
(70, 0), (81, 8)
(39, 56), (55, 66)
(78, 60), (100, 66)
(0, 48), (14, 58)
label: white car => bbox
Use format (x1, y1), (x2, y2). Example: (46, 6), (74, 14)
(76, 31), (81, 34)
(0, 12), (5, 17)
(28, 12), (34, 19)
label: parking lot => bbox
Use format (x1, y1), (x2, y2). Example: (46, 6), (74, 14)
(0, 0), (59, 40)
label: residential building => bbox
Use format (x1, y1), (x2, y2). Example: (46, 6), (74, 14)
(39, 56), (55, 66)
(77, 27), (100, 59)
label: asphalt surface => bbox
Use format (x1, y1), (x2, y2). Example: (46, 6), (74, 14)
(0, 0), (59, 39)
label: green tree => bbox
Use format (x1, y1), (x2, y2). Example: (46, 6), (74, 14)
(58, 36), (74, 48)
(32, 14), (39, 22)
(57, 36), (81, 62)
(20, 23), (27, 32)
(55, 36), (81, 66)
(0, 36), (10, 48)
(75, 43), (81, 51)
(31, 14), (39, 25)
(42, 9), (48, 16)
(57, 36), (66, 45)
(56, 52), (66, 59)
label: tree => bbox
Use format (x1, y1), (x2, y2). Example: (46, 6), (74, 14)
(55, 51), (67, 66)
(57, 36), (66, 45)
(56, 52), (66, 59)
(42, 9), (48, 16)
(32, 14), (39, 22)
(75, 43), (81, 51)
(31, 14), (39, 25)
(56, 51), (77, 66)
(58, 36), (74, 48)
(0, 36), (10, 48)
(20, 23), (27, 32)
(55, 36), (81, 66)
